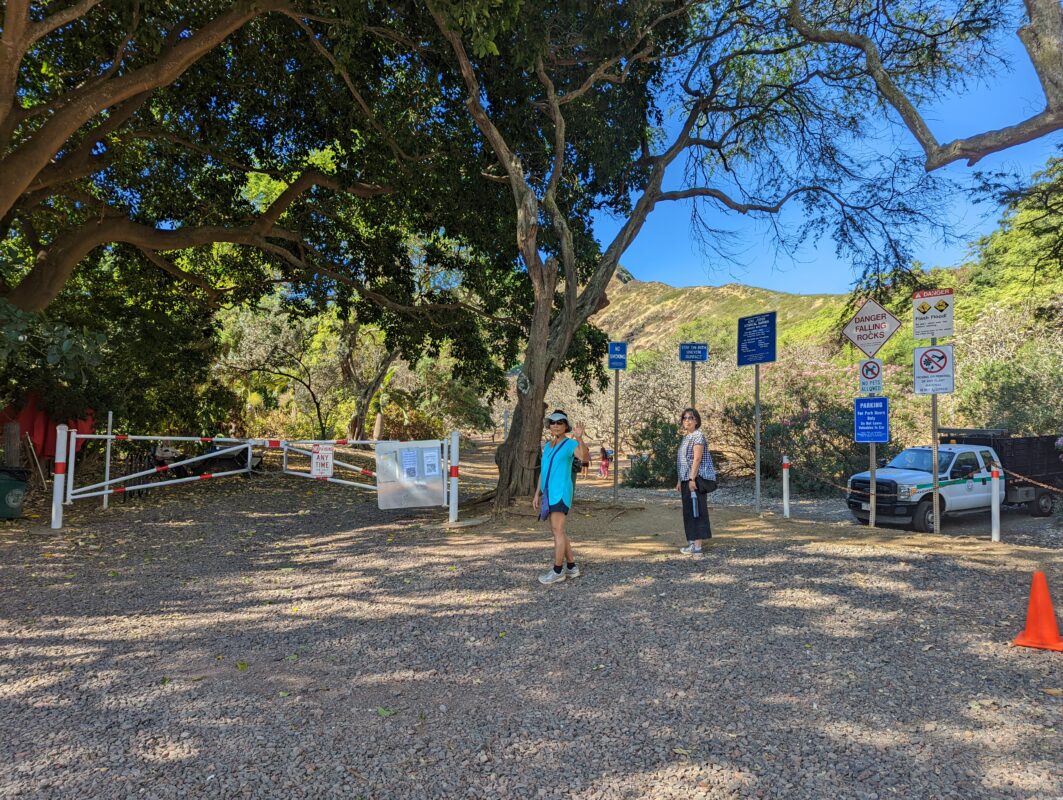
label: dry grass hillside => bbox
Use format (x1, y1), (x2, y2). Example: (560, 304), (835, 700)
(591, 269), (842, 354)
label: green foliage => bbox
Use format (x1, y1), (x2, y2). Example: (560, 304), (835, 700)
(380, 406), (445, 441)
(2, 255), (237, 432)
(623, 415), (679, 488)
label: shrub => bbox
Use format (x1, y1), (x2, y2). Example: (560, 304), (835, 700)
(623, 415), (679, 487)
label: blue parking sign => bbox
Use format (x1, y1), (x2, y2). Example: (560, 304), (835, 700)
(608, 341), (627, 370)
(737, 312), (777, 366)
(854, 397), (889, 443)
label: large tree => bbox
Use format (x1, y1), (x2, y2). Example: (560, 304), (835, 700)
(411, 0), (972, 507)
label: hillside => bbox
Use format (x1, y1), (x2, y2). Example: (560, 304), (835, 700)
(592, 259), (1063, 362)
(592, 272), (842, 355)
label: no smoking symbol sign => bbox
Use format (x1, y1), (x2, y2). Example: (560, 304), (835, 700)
(920, 348), (948, 373)
(861, 361), (881, 380)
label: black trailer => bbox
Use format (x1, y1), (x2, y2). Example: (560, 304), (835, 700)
(939, 428), (1062, 516)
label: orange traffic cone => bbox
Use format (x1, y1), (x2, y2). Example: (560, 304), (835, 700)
(1013, 571), (1063, 652)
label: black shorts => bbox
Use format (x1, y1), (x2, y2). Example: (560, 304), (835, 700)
(547, 500), (570, 515)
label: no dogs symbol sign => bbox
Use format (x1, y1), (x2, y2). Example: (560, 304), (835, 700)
(859, 358), (883, 394)
(913, 345), (954, 395)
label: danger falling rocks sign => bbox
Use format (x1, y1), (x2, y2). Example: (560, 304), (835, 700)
(842, 299), (901, 358)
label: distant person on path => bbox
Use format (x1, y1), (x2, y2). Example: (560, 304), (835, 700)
(533, 410), (589, 585)
(676, 407), (716, 556)
(599, 444), (611, 479)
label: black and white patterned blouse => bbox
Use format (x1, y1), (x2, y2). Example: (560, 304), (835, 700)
(677, 430), (717, 482)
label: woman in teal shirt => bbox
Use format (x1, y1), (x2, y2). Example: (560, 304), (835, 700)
(533, 410), (589, 585)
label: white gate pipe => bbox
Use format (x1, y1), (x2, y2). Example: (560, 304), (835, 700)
(51, 424), (68, 529)
(283, 445), (376, 478)
(73, 467), (251, 500)
(71, 442), (249, 496)
(991, 468), (1001, 543)
(64, 428), (77, 505)
(75, 433), (246, 443)
(449, 431), (459, 523)
(782, 455), (790, 519)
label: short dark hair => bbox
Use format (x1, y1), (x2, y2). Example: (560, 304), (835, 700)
(680, 407), (701, 428)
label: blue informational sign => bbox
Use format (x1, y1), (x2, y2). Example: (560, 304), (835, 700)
(607, 341), (627, 370)
(679, 342), (709, 362)
(737, 311), (777, 366)
(854, 397), (890, 444)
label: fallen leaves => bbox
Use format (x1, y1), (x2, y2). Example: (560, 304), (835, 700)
(1043, 688), (1063, 697)
(376, 707), (396, 718)
(236, 661), (249, 671)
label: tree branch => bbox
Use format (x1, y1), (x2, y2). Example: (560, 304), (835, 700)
(787, 0), (1063, 169)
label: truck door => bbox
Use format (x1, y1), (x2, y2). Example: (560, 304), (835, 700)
(949, 451), (984, 510)
(979, 449), (1005, 506)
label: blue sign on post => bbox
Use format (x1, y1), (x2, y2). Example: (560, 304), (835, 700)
(737, 311), (777, 366)
(607, 341), (627, 370)
(679, 342), (709, 362)
(854, 397), (890, 443)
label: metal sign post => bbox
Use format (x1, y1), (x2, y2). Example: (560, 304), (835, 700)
(913, 289), (954, 537)
(679, 343), (709, 409)
(608, 342), (628, 504)
(737, 314), (776, 513)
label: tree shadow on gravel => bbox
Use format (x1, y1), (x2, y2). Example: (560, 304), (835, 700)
(1, 479), (1062, 799)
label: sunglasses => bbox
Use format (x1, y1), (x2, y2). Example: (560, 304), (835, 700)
(681, 415), (695, 421)
(548, 420), (567, 425)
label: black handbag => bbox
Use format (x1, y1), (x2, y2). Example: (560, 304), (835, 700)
(572, 456), (584, 475)
(695, 476), (718, 494)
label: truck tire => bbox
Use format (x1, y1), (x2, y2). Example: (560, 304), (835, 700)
(850, 511), (869, 525)
(1029, 491), (1055, 517)
(912, 498), (938, 533)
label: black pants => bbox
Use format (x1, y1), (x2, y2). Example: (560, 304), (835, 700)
(680, 482), (712, 541)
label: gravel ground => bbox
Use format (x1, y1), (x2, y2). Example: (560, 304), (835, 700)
(2, 474), (1063, 799)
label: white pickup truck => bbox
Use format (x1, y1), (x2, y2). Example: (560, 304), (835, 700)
(846, 432), (1060, 531)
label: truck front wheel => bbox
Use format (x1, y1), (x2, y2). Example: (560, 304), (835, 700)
(1029, 491), (1055, 517)
(913, 499), (938, 533)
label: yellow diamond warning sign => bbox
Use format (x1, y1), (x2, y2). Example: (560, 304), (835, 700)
(912, 288), (954, 339)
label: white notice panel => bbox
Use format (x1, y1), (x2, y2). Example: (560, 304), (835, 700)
(310, 444), (334, 478)
(914, 345), (954, 394)
(376, 440), (446, 509)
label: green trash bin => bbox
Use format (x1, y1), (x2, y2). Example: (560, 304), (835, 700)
(0, 467), (30, 519)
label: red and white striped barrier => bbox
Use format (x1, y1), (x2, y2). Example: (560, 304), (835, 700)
(50, 425), (461, 529)
(52, 428), (254, 529)
(282, 441), (378, 490)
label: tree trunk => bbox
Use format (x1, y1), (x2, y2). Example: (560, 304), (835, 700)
(345, 347), (398, 441)
(492, 292), (563, 510)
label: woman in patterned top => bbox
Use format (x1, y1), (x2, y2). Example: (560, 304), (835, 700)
(675, 407), (716, 556)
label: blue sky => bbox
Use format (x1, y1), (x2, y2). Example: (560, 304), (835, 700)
(593, 33), (1061, 295)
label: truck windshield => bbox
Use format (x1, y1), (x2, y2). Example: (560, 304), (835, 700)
(886, 449), (953, 474)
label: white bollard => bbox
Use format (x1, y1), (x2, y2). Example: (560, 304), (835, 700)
(991, 468), (1000, 543)
(51, 424), (68, 529)
(782, 455), (790, 519)
(64, 428), (77, 504)
(448, 430), (459, 524)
